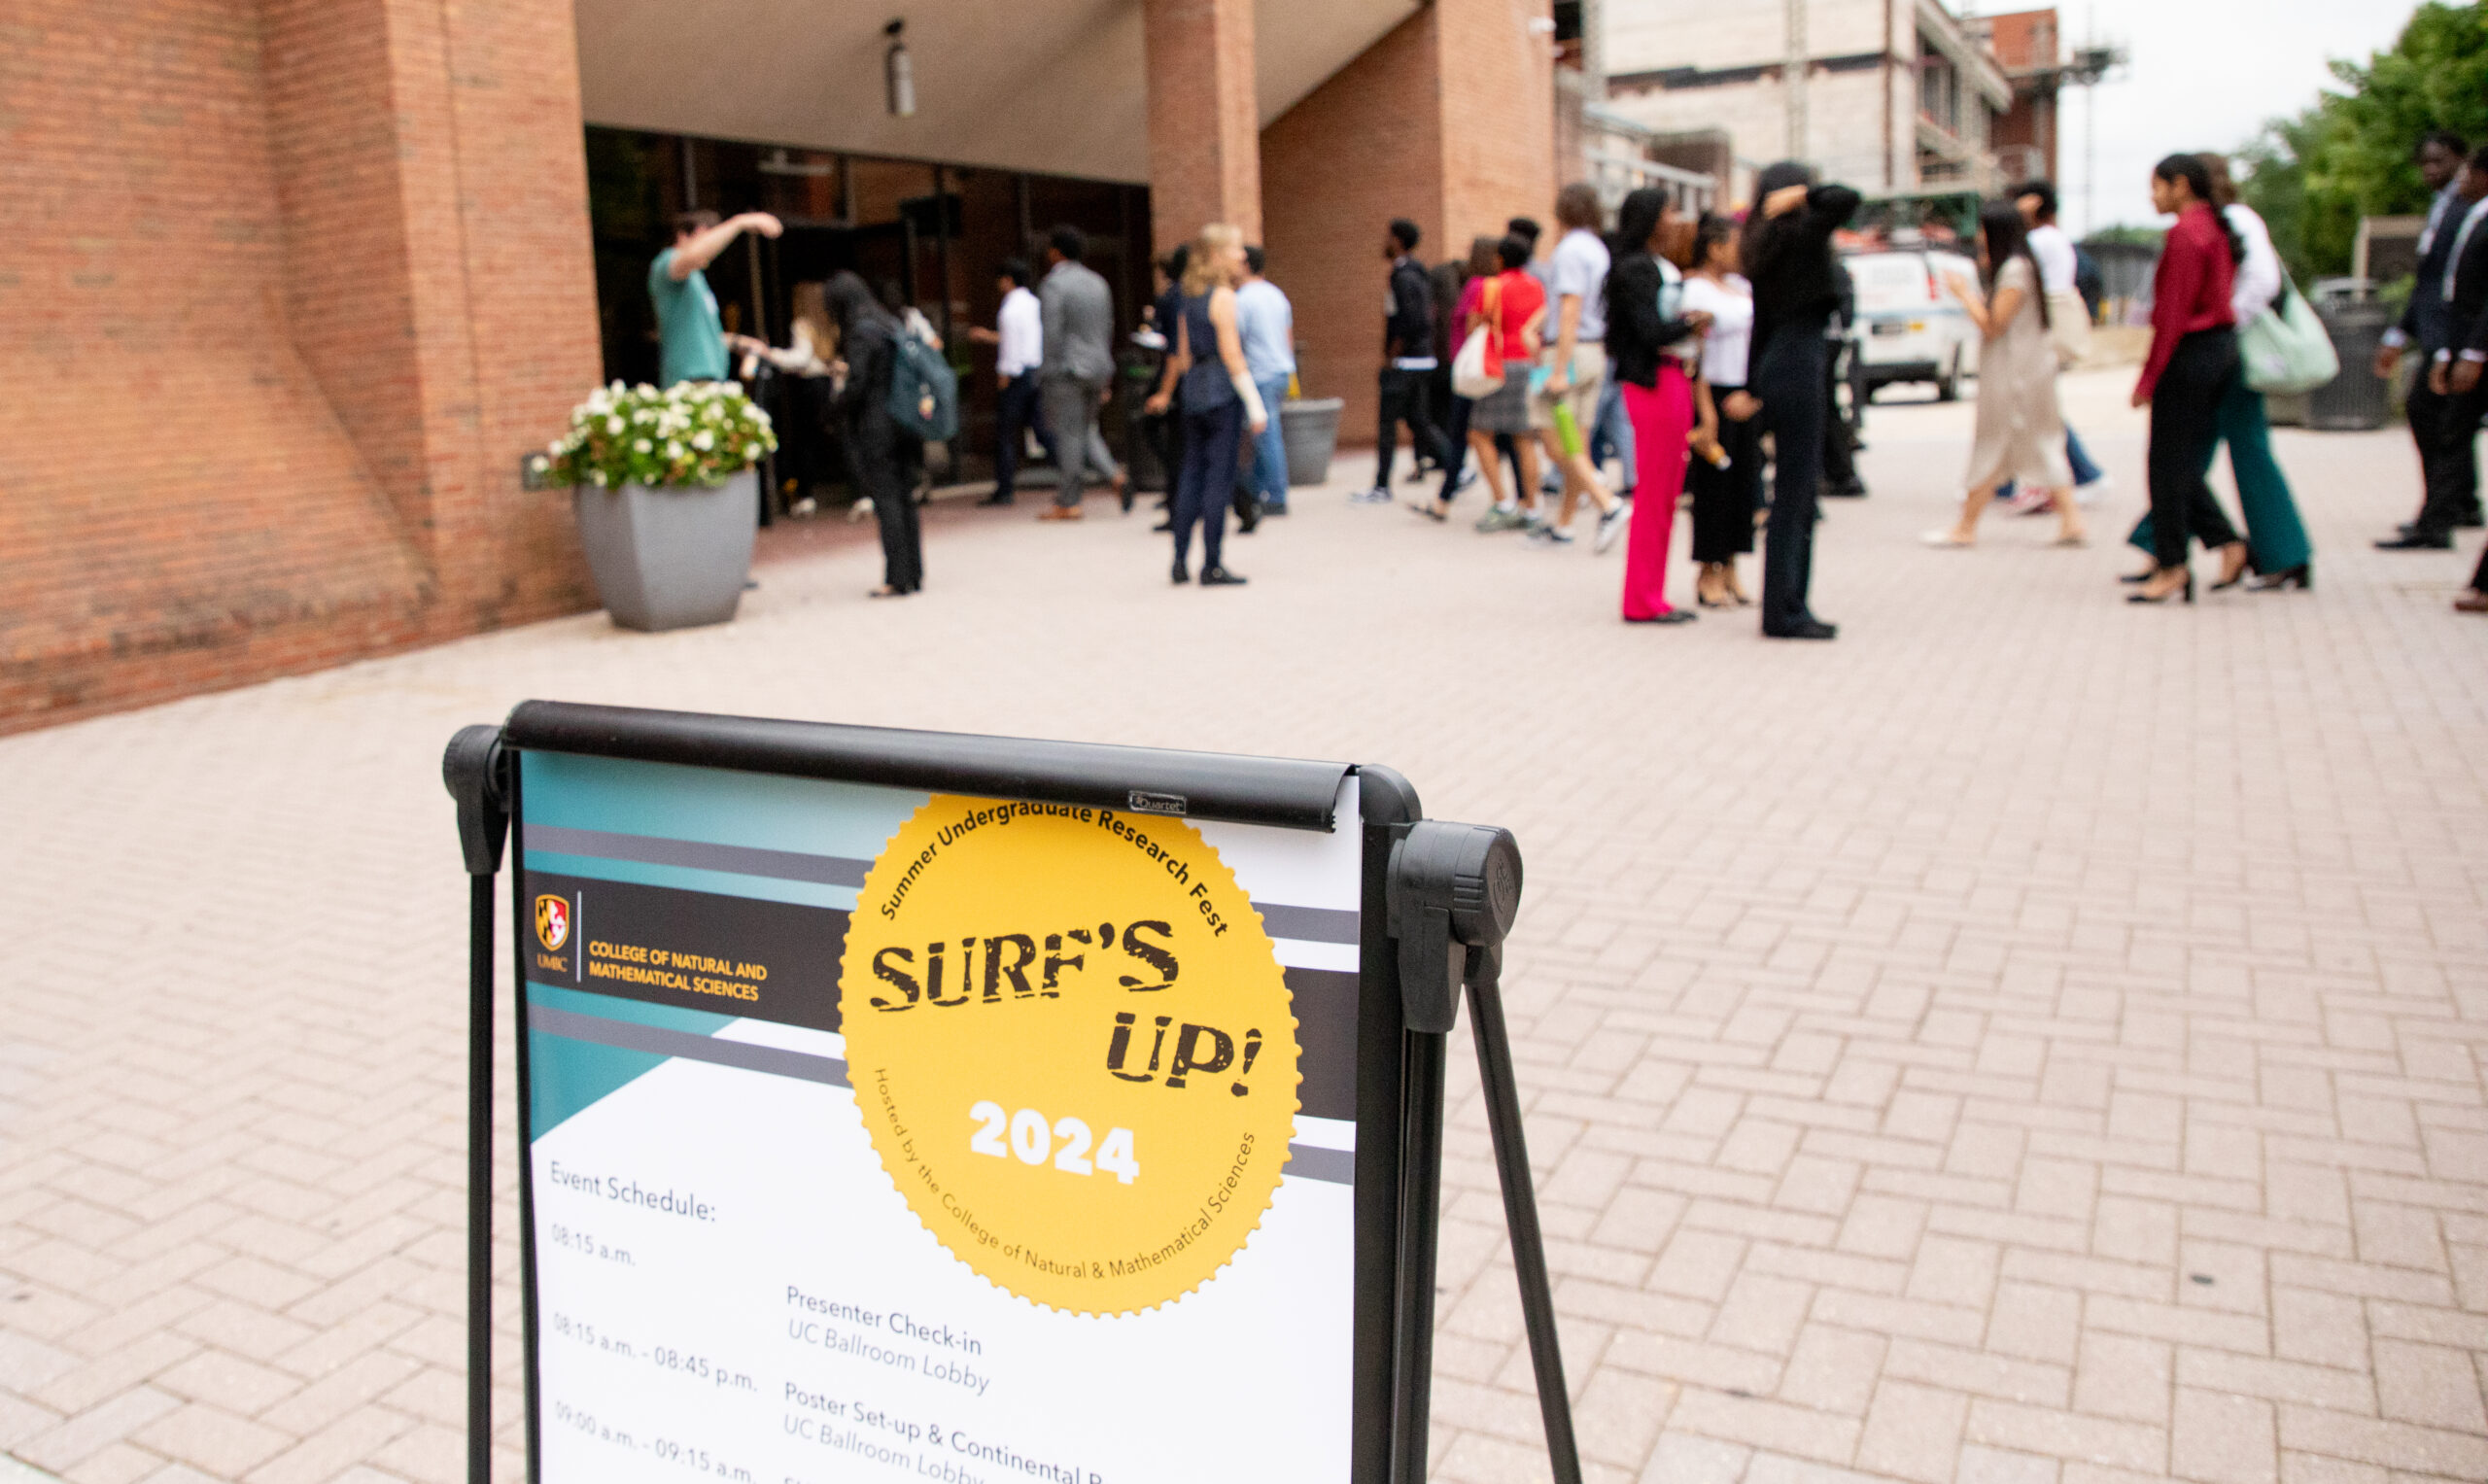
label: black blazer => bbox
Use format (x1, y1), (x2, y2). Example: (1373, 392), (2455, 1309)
(1604, 253), (1702, 389)
(2399, 188), (2465, 352)
(1747, 184), (1861, 353)
(2444, 210), (2488, 358)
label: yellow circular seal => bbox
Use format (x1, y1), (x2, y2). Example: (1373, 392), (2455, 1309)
(839, 795), (1299, 1314)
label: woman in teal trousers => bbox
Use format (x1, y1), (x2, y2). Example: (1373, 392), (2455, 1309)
(2127, 157), (2313, 590)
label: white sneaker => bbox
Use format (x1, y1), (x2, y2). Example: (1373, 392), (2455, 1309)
(2075, 474), (2112, 506)
(1350, 486), (1393, 504)
(1594, 502), (1629, 554)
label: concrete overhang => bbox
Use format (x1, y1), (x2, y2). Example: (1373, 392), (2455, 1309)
(573, 0), (1423, 183)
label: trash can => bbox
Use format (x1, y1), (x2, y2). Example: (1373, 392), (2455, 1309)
(2307, 301), (2392, 431)
(1280, 397), (1343, 487)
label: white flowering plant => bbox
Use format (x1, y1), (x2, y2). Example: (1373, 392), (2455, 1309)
(536, 380), (777, 491)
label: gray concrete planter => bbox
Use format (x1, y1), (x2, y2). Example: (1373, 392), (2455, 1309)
(572, 470), (758, 632)
(1279, 397), (1342, 487)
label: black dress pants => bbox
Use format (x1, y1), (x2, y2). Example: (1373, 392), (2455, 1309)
(1376, 365), (1448, 485)
(1436, 395), (1474, 505)
(2145, 328), (2245, 570)
(853, 421), (922, 592)
(2404, 372), (2488, 536)
(1820, 347), (1861, 493)
(1175, 400), (1245, 572)
(1755, 327), (1829, 633)
(992, 374), (1048, 500)
(1689, 386), (1763, 563)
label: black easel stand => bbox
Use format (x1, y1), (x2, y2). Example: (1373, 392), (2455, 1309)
(1388, 823), (1581, 1484)
(443, 728), (509, 1484)
(443, 724), (1576, 1484)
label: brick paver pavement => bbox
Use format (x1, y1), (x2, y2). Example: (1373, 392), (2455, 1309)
(2, 367), (2483, 1484)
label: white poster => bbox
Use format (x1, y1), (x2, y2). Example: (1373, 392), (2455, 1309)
(518, 753), (1365, 1484)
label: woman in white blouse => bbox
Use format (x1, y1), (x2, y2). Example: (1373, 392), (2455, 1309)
(729, 283), (836, 515)
(1681, 217), (1762, 607)
(2123, 154), (2313, 590)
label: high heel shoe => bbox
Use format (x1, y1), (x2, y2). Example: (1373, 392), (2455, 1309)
(2250, 564), (2311, 592)
(2126, 571), (2194, 604)
(2119, 568), (2158, 584)
(2208, 543), (2252, 591)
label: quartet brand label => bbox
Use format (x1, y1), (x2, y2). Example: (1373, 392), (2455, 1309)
(841, 795), (1300, 1315)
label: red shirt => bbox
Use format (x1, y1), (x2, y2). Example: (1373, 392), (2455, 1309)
(1462, 270), (1545, 372)
(2136, 202), (2237, 401)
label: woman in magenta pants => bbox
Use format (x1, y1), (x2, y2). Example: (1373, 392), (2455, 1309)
(1603, 187), (1711, 623)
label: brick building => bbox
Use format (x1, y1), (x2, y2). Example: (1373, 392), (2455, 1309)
(1596, 0), (2012, 202)
(1977, 8), (2065, 189)
(7, 0), (1556, 731)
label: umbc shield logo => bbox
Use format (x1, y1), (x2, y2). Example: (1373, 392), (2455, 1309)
(536, 894), (570, 952)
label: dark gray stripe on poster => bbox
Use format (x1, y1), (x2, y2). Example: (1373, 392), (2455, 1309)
(1252, 903), (1360, 945)
(527, 1004), (1354, 1184)
(523, 825), (1357, 943)
(527, 825), (872, 887)
(1282, 1144), (1355, 1185)
(530, 1004), (852, 1086)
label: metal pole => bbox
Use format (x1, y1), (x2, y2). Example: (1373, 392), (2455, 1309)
(443, 726), (509, 1484)
(1785, 0), (1809, 162)
(2083, 7), (2097, 234)
(467, 874), (495, 1484)
(1580, 0), (1607, 102)
(1466, 953), (1582, 1484)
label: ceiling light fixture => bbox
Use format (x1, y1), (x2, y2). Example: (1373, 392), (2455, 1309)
(884, 19), (916, 119)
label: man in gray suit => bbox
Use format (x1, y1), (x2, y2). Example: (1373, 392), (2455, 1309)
(1036, 224), (1116, 521)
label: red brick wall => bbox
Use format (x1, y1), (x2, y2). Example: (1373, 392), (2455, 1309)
(1145, 0), (1265, 249)
(1261, 0), (1554, 450)
(1441, 0), (1561, 254)
(0, 0), (602, 733)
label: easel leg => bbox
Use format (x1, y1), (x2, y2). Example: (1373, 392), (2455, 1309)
(1391, 1030), (1448, 1484)
(1467, 972), (1583, 1484)
(467, 874), (495, 1484)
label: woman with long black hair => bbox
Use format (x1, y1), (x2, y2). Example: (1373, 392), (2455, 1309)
(1924, 201), (2086, 548)
(2127, 154), (2251, 604)
(2124, 153), (2314, 589)
(1605, 186), (1711, 624)
(1681, 214), (1760, 607)
(1743, 160), (1859, 639)
(1409, 235), (1505, 522)
(825, 271), (921, 598)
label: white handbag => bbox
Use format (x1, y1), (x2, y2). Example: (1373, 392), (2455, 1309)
(2238, 278), (2340, 396)
(1451, 279), (1505, 399)
(2045, 288), (2092, 365)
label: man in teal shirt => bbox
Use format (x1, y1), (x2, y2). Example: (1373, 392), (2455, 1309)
(648, 209), (782, 385)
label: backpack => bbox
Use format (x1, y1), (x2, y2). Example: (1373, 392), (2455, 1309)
(886, 326), (959, 442)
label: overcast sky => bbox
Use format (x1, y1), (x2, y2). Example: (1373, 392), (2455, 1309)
(1963, 0), (2427, 235)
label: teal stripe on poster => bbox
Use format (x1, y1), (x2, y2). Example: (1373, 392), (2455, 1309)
(519, 750), (926, 862)
(528, 981), (740, 1036)
(521, 848), (859, 911)
(525, 980), (736, 1138)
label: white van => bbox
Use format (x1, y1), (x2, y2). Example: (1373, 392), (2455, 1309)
(1847, 247), (1982, 400)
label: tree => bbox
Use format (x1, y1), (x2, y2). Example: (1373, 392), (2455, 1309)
(2236, 3), (2488, 282)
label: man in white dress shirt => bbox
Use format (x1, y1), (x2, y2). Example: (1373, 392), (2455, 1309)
(970, 259), (1047, 506)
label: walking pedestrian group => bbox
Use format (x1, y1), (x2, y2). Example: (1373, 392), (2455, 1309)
(673, 124), (2488, 620)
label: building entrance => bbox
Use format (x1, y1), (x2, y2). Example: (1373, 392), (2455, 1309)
(586, 127), (1154, 512)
